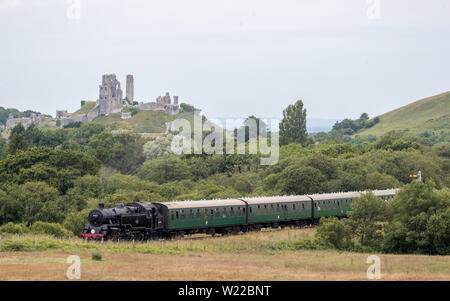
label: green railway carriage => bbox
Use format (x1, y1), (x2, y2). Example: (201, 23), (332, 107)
(309, 189), (396, 219)
(243, 196), (312, 226)
(82, 189), (398, 239)
(159, 199), (248, 236)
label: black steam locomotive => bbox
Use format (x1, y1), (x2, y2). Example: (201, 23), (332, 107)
(82, 202), (164, 240)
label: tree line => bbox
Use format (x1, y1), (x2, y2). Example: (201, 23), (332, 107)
(0, 101), (448, 254)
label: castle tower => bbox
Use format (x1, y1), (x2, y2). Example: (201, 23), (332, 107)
(98, 74), (123, 115)
(126, 74), (134, 102)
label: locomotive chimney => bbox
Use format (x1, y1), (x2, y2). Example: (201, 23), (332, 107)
(98, 203), (104, 209)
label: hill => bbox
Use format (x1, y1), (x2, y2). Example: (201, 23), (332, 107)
(92, 109), (227, 135)
(71, 101), (96, 118)
(93, 110), (190, 133)
(355, 91), (450, 141)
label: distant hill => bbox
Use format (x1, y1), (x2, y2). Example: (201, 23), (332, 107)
(355, 91), (450, 140)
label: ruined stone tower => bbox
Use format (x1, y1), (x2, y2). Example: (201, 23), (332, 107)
(126, 74), (134, 102)
(98, 74), (123, 115)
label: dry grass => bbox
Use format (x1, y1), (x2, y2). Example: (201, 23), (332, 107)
(0, 228), (449, 281)
(0, 249), (449, 281)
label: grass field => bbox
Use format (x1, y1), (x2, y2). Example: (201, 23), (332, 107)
(1, 228), (449, 281)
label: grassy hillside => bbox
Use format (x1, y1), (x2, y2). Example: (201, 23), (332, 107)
(71, 101), (96, 118)
(93, 110), (224, 134)
(355, 91), (450, 138)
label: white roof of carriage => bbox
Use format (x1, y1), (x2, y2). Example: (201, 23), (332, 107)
(161, 199), (245, 210)
(159, 189), (398, 209)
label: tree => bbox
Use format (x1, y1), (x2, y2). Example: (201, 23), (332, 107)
(10, 123), (25, 136)
(7, 133), (27, 155)
(137, 156), (193, 184)
(346, 192), (389, 249)
(6, 182), (61, 224)
(315, 217), (352, 250)
(360, 113), (369, 120)
(63, 209), (90, 235)
(277, 164), (325, 195)
(88, 131), (144, 174)
(279, 100), (308, 146)
(143, 134), (174, 160)
(180, 103), (195, 112)
(383, 181), (450, 254)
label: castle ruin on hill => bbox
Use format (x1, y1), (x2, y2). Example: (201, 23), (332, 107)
(58, 74), (180, 127)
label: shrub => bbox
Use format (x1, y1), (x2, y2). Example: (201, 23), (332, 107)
(91, 251), (102, 261)
(30, 221), (72, 238)
(315, 217), (352, 250)
(0, 222), (29, 235)
(63, 210), (90, 236)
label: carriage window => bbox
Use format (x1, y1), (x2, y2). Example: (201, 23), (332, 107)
(293, 204), (296, 210)
(302, 203), (305, 209)
(171, 213), (175, 220)
(176, 211), (179, 219)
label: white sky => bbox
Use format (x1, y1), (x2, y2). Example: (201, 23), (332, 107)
(0, 0), (449, 120)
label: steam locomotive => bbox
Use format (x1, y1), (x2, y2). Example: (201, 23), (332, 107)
(81, 189), (397, 240)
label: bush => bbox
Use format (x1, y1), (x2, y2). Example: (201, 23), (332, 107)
(91, 251), (102, 261)
(30, 221), (72, 238)
(0, 222), (29, 235)
(63, 210), (90, 236)
(315, 217), (352, 250)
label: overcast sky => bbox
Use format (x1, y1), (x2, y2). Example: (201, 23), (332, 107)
(0, 0), (449, 121)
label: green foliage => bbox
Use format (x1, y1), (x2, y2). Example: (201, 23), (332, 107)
(0, 222), (28, 235)
(332, 113), (379, 134)
(346, 192), (388, 249)
(137, 156), (192, 184)
(277, 164), (325, 195)
(180, 103), (195, 112)
(279, 100), (309, 146)
(91, 250), (102, 261)
(143, 134), (174, 160)
(7, 133), (27, 155)
(87, 130), (144, 174)
(315, 217), (352, 250)
(63, 210), (90, 235)
(30, 221), (72, 238)
(4, 182), (62, 224)
(382, 181), (450, 254)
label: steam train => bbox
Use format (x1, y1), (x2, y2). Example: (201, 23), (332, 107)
(81, 189), (397, 240)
